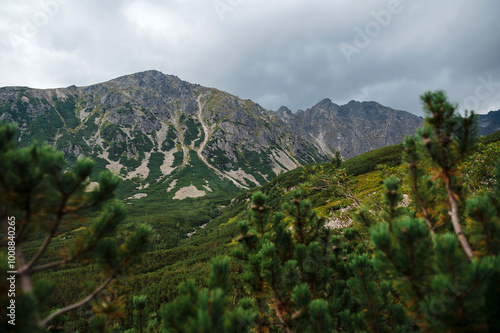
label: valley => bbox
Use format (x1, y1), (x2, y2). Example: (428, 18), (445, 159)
(1, 72), (500, 332)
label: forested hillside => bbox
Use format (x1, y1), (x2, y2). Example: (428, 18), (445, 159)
(1, 91), (500, 332)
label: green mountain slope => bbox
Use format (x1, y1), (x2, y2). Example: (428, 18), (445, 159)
(15, 122), (500, 330)
(0, 71), (326, 202)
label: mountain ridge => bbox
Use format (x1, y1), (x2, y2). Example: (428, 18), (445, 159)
(273, 97), (424, 158)
(0, 71), (324, 200)
(2, 70), (498, 200)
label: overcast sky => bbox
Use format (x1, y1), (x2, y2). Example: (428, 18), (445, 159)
(1, 0), (499, 116)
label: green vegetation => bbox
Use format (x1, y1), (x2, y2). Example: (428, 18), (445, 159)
(183, 117), (201, 146)
(2, 95), (66, 145)
(133, 91), (500, 332)
(101, 123), (126, 159)
(54, 96), (80, 129)
(0, 122), (151, 332)
(0, 102), (13, 117)
(145, 152), (165, 183)
(237, 149), (276, 182)
(78, 114), (99, 141)
(342, 143), (403, 176)
(54, 131), (82, 163)
(480, 128), (500, 144)
(1, 90), (500, 332)
(206, 147), (233, 170)
(340, 127), (500, 178)
(162, 125), (177, 150)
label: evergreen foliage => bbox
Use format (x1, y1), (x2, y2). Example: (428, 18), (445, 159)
(2, 89), (500, 332)
(155, 91), (500, 332)
(341, 144), (403, 176)
(171, 189), (411, 332)
(158, 256), (256, 333)
(366, 91), (500, 331)
(0, 122), (152, 332)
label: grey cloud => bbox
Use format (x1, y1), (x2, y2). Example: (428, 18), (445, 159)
(0, 0), (499, 115)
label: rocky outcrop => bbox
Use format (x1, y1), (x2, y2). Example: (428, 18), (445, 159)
(5, 70), (493, 193)
(0, 71), (325, 192)
(478, 110), (500, 136)
(274, 99), (424, 159)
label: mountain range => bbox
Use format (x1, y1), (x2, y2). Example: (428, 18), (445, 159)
(0, 70), (498, 200)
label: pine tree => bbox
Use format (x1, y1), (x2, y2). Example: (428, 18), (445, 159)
(158, 256), (257, 333)
(123, 90), (499, 332)
(0, 122), (152, 332)
(368, 91), (500, 331)
(231, 190), (411, 332)
(331, 150), (343, 169)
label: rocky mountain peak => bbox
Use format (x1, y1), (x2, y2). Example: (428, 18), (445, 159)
(313, 98), (334, 109)
(478, 109), (500, 135)
(2, 70), (498, 201)
(275, 106), (293, 118)
(0, 71), (327, 199)
(275, 99), (424, 158)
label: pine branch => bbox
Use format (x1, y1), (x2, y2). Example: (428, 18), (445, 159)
(270, 295), (292, 333)
(409, 163), (435, 234)
(15, 246), (33, 293)
(39, 275), (115, 328)
(30, 256), (73, 273)
(444, 173), (474, 260)
(19, 195), (68, 275)
(14, 217), (29, 243)
(334, 172), (361, 206)
(32, 206), (126, 274)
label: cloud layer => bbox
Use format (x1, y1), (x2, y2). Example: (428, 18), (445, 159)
(1, 0), (499, 115)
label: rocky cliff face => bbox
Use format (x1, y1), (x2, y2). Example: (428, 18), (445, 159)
(0, 70), (325, 197)
(274, 98), (424, 159)
(478, 110), (500, 136)
(8, 71), (494, 198)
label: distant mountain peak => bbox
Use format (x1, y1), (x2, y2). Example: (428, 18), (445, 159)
(275, 106), (293, 117)
(275, 97), (424, 158)
(312, 98), (334, 109)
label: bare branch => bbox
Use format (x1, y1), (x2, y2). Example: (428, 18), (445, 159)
(30, 259), (67, 273)
(444, 173), (474, 260)
(15, 247), (33, 293)
(40, 275), (114, 328)
(19, 196), (68, 275)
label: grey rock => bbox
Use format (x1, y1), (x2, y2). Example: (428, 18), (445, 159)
(3, 70), (496, 190)
(478, 110), (500, 136)
(274, 99), (424, 159)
